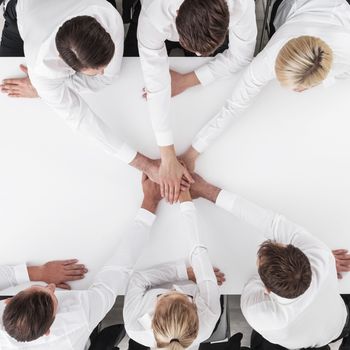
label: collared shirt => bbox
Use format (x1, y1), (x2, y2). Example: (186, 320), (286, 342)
(215, 189), (347, 349)
(15, 0), (137, 164)
(0, 209), (156, 350)
(192, 0), (350, 153)
(123, 202), (221, 348)
(137, 0), (257, 146)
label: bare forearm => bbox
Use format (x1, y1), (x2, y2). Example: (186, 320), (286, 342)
(130, 152), (158, 175)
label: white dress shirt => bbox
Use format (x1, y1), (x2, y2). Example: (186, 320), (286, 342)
(192, 0), (350, 153)
(215, 189), (348, 349)
(0, 209), (156, 350)
(15, 0), (137, 164)
(124, 202), (221, 348)
(137, 0), (257, 146)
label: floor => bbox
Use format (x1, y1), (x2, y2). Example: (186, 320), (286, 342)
(0, 2), (344, 349)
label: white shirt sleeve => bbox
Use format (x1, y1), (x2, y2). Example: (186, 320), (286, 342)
(0, 264), (30, 291)
(30, 73), (137, 164)
(82, 208), (156, 331)
(123, 261), (188, 329)
(180, 201), (221, 340)
(137, 11), (173, 147)
(195, 0), (257, 85)
(192, 51), (274, 153)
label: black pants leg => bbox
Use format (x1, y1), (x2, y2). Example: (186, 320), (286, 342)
(105, 0), (117, 9)
(0, 0), (24, 57)
(268, 0), (285, 39)
(128, 338), (150, 350)
(250, 330), (287, 350)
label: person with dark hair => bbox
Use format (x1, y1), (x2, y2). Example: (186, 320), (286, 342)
(187, 173), (350, 350)
(0, 174), (163, 349)
(0, 0), (163, 182)
(129, 0), (257, 205)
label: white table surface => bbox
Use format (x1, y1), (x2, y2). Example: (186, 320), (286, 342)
(0, 57), (349, 294)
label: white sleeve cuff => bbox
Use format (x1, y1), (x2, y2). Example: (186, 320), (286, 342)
(176, 262), (189, 281)
(180, 201), (195, 212)
(118, 143), (138, 164)
(136, 208), (156, 226)
(155, 130), (174, 147)
(192, 138), (207, 154)
(14, 264), (30, 285)
(195, 64), (215, 86)
(215, 190), (237, 212)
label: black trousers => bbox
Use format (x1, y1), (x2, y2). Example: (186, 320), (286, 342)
(251, 295), (350, 350)
(0, 0), (23, 57)
(123, 0), (228, 57)
(0, 0), (117, 57)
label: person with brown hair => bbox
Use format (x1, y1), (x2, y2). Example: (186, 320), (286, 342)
(187, 173), (350, 350)
(181, 0), (350, 173)
(0, 0), (164, 183)
(128, 0), (257, 205)
(0, 174), (162, 349)
(123, 188), (225, 349)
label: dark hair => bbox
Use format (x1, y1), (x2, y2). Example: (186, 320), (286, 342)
(55, 15), (115, 72)
(176, 0), (229, 56)
(258, 240), (312, 299)
(3, 290), (55, 342)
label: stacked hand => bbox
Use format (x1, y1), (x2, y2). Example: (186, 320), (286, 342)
(333, 249), (350, 279)
(187, 266), (226, 286)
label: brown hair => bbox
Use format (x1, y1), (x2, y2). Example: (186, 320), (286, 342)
(2, 290), (55, 342)
(275, 36), (333, 89)
(152, 297), (199, 350)
(258, 240), (312, 299)
(176, 0), (229, 56)
(55, 15), (115, 72)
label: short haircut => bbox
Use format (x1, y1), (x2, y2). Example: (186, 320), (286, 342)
(258, 240), (312, 299)
(2, 290), (55, 342)
(275, 36), (333, 89)
(176, 0), (229, 56)
(152, 297), (199, 350)
(55, 15), (115, 72)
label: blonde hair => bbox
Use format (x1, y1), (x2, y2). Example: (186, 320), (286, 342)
(152, 297), (199, 350)
(275, 36), (333, 89)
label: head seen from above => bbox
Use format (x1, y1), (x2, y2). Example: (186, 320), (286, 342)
(2, 284), (58, 342)
(55, 15), (115, 75)
(152, 291), (199, 350)
(275, 36), (333, 92)
(257, 240), (312, 299)
(176, 0), (229, 56)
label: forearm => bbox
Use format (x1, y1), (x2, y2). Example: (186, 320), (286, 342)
(130, 152), (157, 174)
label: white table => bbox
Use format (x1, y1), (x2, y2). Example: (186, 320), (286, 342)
(0, 57), (349, 294)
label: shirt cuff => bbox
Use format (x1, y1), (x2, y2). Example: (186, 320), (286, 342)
(179, 201), (195, 212)
(215, 190), (237, 212)
(14, 264), (30, 285)
(195, 64), (215, 86)
(155, 130), (174, 147)
(117, 143), (137, 164)
(192, 138), (207, 154)
(176, 262), (189, 281)
(136, 208), (156, 227)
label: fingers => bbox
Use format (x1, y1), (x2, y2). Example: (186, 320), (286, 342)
(56, 283), (71, 290)
(2, 79), (22, 85)
(213, 267), (226, 286)
(164, 183), (169, 202)
(333, 249), (348, 255)
(142, 173), (148, 183)
(181, 177), (191, 188)
(62, 259), (79, 266)
(160, 181), (165, 198)
(183, 167), (195, 184)
(64, 274), (85, 281)
(169, 184), (175, 204)
(19, 64), (28, 74)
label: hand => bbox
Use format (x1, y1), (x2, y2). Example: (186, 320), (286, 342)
(333, 249), (350, 279)
(189, 173), (221, 202)
(180, 146), (200, 173)
(28, 259), (87, 290)
(170, 70), (200, 97)
(187, 267), (226, 286)
(0, 65), (39, 98)
(141, 173), (162, 213)
(142, 87), (148, 100)
(144, 158), (161, 184)
(159, 154), (194, 204)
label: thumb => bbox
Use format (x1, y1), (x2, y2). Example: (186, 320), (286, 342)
(19, 64), (28, 75)
(56, 283), (71, 290)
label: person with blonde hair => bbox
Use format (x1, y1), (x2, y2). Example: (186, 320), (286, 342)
(181, 0), (350, 171)
(123, 189), (225, 350)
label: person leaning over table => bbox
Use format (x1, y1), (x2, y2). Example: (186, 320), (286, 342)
(0, 174), (162, 349)
(181, 0), (350, 171)
(188, 173), (350, 350)
(0, 0), (172, 188)
(123, 188), (225, 350)
(128, 0), (257, 204)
